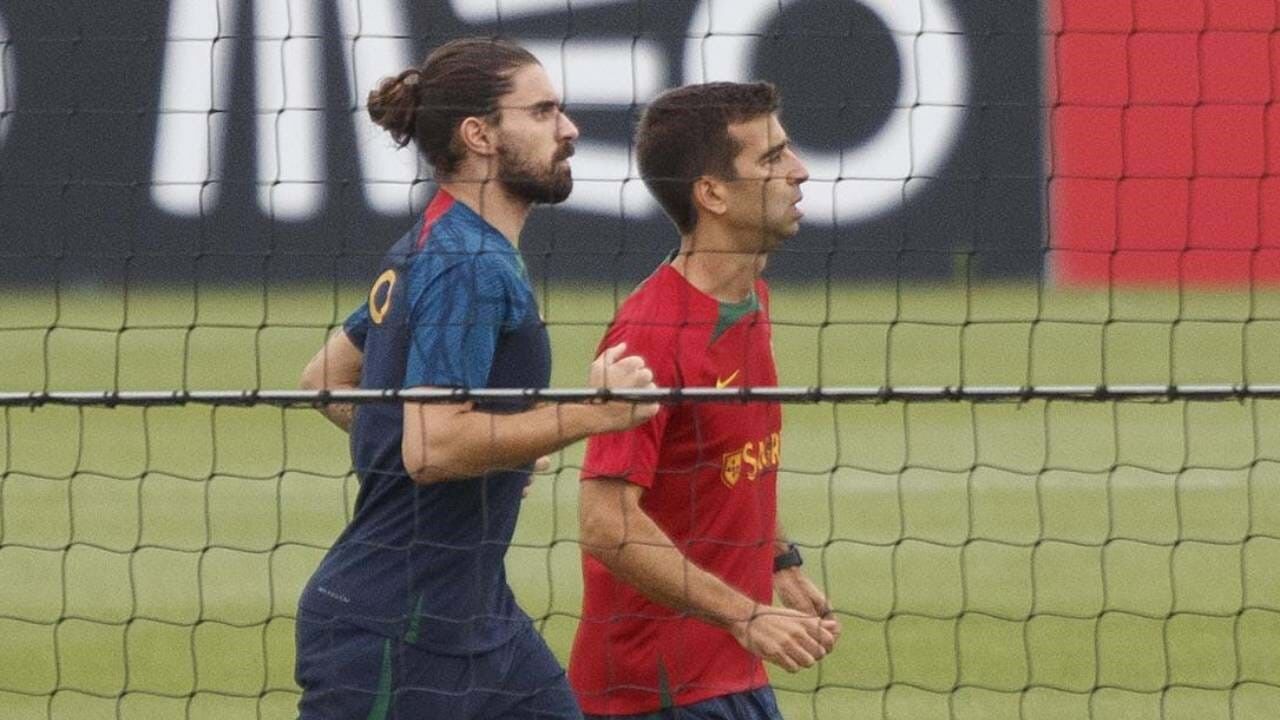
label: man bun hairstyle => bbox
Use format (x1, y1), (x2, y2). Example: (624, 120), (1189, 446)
(367, 68), (423, 147)
(635, 82), (780, 234)
(366, 37), (539, 176)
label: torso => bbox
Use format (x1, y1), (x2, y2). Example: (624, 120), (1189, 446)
(300, 192), (550, 654)
(571, 264), (780, 714)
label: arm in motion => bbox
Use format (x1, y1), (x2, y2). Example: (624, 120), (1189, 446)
(772, 522), (842, 644)
(402, 343), (659, 484)
(300, 329), (363, 431)
(579, 478), (839, 673)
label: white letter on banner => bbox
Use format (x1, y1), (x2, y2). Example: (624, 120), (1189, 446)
(449, 0), (625, 24)
(152, 0), (236, 216)
(254, 0), (327, 220)
(335, 0), (423, 216)
(153, 0), (418, 219)
(0, 8), (13, 151)
(684, 0), (969, 226)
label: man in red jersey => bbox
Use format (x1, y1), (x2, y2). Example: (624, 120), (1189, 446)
(570, 82), (840, 719)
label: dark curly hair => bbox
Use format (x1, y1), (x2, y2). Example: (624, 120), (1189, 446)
(635, 82), (781, 234)
(366, 37), (539, 176)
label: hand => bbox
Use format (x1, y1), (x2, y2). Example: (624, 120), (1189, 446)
(775, 567), (842, 646)
(523, 455), (553, 499)
(587, 343), (660, 432)
(729, 605), (839, 673)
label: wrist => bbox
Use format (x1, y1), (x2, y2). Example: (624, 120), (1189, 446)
(584, 399), (638, 434)
(724, 599), (758, 639)
(773, 543), (803, 573)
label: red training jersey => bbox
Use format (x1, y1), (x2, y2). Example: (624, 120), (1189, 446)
(569, 264), (781, 715)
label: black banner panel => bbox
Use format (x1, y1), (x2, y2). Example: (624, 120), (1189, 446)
(0, 1), (1042, 286)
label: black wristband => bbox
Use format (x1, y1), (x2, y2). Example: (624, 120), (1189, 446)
(773, 543), (803, 573)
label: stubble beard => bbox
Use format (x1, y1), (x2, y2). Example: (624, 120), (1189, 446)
(497, 142), (574, 206)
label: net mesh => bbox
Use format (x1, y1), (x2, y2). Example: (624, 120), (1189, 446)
(2, 0), (1280, 719)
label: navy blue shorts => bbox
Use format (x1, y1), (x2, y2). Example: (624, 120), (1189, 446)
(295, 611), (582, 720)
(583, 687), (783, 720)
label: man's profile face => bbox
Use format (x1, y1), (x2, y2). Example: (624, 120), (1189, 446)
(492, 63), (579, 205)
(721, 113), (809, 251)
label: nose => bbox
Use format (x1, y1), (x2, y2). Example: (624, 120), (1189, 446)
(789, 153), (809, 185)
(557, 109), (580, 142)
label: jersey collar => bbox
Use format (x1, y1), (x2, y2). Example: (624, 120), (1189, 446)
(415, 190), (457, 249)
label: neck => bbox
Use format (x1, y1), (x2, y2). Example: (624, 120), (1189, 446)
(438, 174), (530, 247)
(671, 224), (766, 303)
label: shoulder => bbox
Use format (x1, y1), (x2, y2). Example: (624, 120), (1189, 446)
(412, 224), (520, 286)
(602, 270), (690, 380)
(614, 265), (684, 321)
(612, 268), (681, 334)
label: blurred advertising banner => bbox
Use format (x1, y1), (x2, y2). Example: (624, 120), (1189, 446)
(2, 1), (1043, 285)
(1050, 0), (1280, 285)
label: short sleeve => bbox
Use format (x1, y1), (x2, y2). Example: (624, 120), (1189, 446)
(403, 252), (517, 389)
(580, 321), (676, 489)
(343, 303), (372, 350)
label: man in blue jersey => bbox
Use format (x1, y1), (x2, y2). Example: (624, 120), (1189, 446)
(296, 38), (657, 719)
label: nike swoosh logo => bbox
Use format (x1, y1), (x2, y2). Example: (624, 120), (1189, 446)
(715, 370), (740, 389)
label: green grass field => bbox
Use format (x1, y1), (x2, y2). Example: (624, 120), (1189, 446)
(2, 282), (1279, 719)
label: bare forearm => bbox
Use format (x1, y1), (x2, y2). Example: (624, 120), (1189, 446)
(405, 343), (659, 484)
(318, 401), (355, 432)
(405, 403), (603, 483)
(585, 506), (755, 628)
(301, 329), (363, 433)
(582, 484), (838, 674)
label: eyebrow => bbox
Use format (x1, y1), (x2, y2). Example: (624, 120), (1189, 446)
(759, 139), (789, 162)
(526, 99), (563, 114)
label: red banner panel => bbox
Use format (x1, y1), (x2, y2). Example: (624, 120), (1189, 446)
(1051, 0), (1280, 285)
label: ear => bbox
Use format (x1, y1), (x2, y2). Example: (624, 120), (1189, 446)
(458, 116), (499, 158)
(692, 176), (728, 219)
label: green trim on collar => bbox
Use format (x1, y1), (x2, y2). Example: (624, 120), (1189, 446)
(711, 292), (761, 344)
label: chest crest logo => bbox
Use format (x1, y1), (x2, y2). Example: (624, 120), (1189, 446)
(721, 432), (781, 488)
(368, 269), (398, 325)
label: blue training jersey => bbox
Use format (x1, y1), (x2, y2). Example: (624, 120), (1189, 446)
(299, 190), (551, 654)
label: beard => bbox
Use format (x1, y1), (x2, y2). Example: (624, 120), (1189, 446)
(497, 141), (574, 205)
